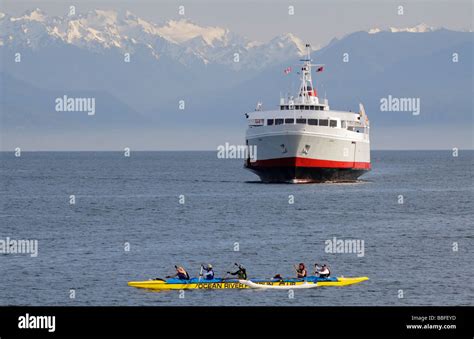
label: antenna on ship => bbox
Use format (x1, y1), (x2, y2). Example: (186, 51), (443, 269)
(305, 43), (311, 61)
(298, 44), (315, 104)
(296, 43), (325, 105)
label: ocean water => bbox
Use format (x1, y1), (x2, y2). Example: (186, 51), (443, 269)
(0, 151), (472, 306)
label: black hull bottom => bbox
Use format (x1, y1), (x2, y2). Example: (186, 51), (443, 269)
(245, 166), (369, 183)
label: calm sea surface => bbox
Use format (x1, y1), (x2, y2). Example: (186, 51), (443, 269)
(0, 151), (472, 306)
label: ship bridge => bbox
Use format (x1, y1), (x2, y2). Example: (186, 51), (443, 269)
(248, 43), (369, 133)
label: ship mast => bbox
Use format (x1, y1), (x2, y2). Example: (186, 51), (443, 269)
(297, 44), (324, 105)
(298, 44), (313, 104)
(279, 43), (326, 108)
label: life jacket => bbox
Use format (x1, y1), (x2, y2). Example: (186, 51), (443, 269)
(204, 270), (214, 280)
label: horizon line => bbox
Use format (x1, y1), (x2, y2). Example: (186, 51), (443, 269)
(1, 149), (473, 152)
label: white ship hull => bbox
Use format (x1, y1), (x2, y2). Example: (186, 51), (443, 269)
(245, 126), (370, 183)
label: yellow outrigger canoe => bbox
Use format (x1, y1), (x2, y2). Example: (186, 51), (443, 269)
(128, 276), (369, 291)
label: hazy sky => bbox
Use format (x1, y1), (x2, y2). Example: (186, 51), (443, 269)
(2, 0), (472, 47)
(1, 0), (472, 150)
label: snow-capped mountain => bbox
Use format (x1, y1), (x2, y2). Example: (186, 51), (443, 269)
(1, 8), (472, 151)
(0, 8), (308, 69)
(4, 9), (455, 71)
(368, 23), (437, 34)
(156, 19), (230, 45)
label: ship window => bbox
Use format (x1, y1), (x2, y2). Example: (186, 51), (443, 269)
(305, 106), (310, 110)
(267, 119), (274, 126)
(296, 118), (306, 124)
(308, 119), (318, 126)
(275, 119), (284, 125)
(285, 118), (294, 124)
(319, 119), (329, 126)
(341, 120), (346, 128)
(330, 120), (337, 127)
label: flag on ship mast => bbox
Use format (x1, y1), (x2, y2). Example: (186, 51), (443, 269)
(283, 66), (292, 75)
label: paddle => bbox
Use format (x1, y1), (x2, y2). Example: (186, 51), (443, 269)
(222, 263), (238, 281)
(164, 265), (181, 279)
(293, 264), (299, 276)
(314, 263), (320, 276)
(165, 266), (176, 279)
(158, 265), (177, 281)
(198, 265), (204, 282)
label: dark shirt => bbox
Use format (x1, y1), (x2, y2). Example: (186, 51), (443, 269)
(177, 272), (190, 280)
(204, 270), (214, 280)
(230, 269), (247, 280)
(297, 269), (307, 278)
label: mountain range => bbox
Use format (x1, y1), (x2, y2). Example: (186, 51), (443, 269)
(1, 9), (472, 150)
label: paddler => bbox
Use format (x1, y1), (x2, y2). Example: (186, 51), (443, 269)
(166, 265), (190, 280)
(314, 263), (331, 278)
(201, 264), (215, 280)
(227, 263), (247, 280)
(295, 263), (307, 279)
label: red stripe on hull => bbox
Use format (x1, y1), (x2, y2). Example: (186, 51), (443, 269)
(250, 157), (371, 170)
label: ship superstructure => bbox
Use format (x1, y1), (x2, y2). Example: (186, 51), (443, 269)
(244, 44), (370, 183)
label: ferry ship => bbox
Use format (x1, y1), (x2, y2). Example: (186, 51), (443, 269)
(244, 44), (371, 183)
